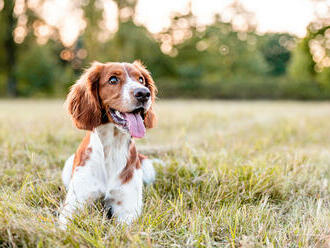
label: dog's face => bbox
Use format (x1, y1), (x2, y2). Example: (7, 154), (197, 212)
(66, 61), (157, 138)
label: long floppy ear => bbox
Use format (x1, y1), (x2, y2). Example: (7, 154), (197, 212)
(66, 62), (104, 130)
(133, 60), (157, 129)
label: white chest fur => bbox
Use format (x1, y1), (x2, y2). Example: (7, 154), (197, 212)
(94, 123), (131, 189)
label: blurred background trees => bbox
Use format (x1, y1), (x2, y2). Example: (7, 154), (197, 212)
(0, 0), (329, 99)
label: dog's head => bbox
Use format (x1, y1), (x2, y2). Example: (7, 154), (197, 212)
(66, 61), (157, 138)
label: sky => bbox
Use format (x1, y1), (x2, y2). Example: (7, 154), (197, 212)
(136, 0), (327, 36)
(38, 0), (330, 46)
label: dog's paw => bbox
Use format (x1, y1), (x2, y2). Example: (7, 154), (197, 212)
(58, 214), (68, 230)
(116, 213), (136, 225)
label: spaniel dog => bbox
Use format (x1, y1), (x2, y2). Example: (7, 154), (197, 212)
(59, 61), (157, 228)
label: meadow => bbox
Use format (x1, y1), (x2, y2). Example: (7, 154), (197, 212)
(0, 100), (329, 247)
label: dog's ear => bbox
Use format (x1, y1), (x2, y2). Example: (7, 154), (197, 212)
(133, 60), (157, 129)
(66, 62), (104, 130)
(144, 106), (157, 129)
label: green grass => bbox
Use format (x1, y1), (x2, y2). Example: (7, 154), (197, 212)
(0, 100), (329, 247)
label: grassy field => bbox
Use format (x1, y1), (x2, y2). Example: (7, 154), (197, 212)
(0, 100), (329, 247)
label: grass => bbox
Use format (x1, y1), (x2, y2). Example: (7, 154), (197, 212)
(0, 99), (329, 247)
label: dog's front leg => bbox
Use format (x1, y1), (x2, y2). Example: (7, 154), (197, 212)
(105, 169), (143, 225)
(59, 168), (103, 229)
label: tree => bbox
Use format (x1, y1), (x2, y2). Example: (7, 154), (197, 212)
(260, 34), (294, 76)
(1, 0), (17, 97)
(0, 0), (52, 97)
(288, 24), (330, 85)
(77, 0), (170, 77)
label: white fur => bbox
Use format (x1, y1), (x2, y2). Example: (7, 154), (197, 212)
(142, 159), (156, 185)
(62, 154), (74, 189)
(59, 123), (155, 229)
(108, 168), (143, 224)
(121, 63), (151, 111)
(151, 158), (166, 167)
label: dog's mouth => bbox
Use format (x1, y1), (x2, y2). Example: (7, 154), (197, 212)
(109, 107), (146, 138)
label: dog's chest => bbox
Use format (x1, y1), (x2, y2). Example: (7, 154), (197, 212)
(94, 124), (131, 186)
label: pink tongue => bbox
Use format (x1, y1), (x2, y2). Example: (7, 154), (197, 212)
(123, 113), (146, 138)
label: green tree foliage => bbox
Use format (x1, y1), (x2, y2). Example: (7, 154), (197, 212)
(0, 0), (330, 99)
(16, 41), (73, 96)
(1, 0), (18, 96)
(0, 0), (67, 96)
(260, 34), (293, 76)
(288, 38), (315, 82)
(156, 11), (279, 98)
(288, 23), (330, 97)
(80, 0), (104, 63)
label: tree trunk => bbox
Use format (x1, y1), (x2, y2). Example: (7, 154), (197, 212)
(4, 0), (17, 97)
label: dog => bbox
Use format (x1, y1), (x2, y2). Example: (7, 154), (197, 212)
(59, 61), (157, 228)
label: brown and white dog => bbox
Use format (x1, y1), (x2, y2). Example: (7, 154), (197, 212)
(59, 61), (157, 228)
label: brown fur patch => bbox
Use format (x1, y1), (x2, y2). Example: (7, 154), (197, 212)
(120, 141), (141, 184)
(113, 127), (119, 136)
(66, 62), (103, 131)
(72, 132), (92, 175)
(138, 153), (147, 163)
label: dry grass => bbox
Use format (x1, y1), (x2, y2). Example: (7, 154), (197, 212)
(0, 100), (329, 247)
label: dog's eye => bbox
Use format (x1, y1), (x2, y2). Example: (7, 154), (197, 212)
(109, 76), (119, 84)
(138, 77), (144, 84)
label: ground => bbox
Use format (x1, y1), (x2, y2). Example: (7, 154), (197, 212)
(0, 100), (329, 247)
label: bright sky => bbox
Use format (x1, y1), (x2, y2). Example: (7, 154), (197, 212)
(38, 0), (330, 46)
(136, 0), (327, 36)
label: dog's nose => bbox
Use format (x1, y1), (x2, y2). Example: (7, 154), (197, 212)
(134, 88), (150, 103)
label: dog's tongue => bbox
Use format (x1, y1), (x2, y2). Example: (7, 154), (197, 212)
(123, 112), (146, 138)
